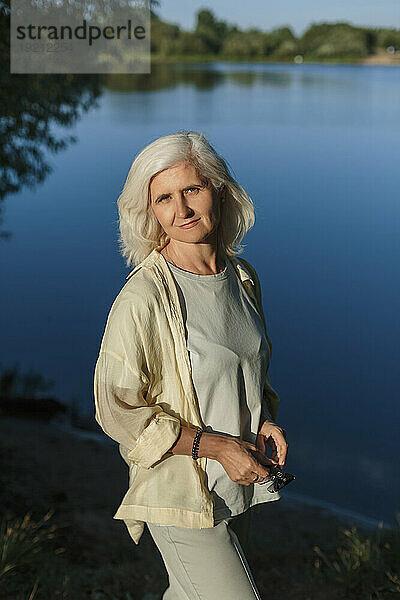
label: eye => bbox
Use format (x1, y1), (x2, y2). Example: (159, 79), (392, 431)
(185, 187), (199, 194)
(155, 195), (169, 204)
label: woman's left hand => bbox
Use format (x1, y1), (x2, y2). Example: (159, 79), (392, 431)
(256, 421), (288, 468)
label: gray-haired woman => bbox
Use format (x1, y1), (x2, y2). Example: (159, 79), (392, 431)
(94, 131), (289, 600)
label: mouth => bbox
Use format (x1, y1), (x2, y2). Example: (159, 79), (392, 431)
(178, 218), (201, 229)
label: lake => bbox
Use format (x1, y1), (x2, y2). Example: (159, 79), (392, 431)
(1, 62), (399, 527)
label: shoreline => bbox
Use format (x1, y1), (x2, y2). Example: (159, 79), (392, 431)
(149, 53), (400, 67)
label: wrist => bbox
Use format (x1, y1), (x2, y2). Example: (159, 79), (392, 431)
(197, 432), (227, 461)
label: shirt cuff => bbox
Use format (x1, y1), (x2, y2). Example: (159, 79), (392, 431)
(127, 412), (181, 469)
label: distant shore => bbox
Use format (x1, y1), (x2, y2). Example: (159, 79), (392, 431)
(151, 52), (400, 66)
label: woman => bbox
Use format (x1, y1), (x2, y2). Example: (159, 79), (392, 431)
(94, 131), (289, 600)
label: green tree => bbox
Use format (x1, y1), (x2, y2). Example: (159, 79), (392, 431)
(222, 30), (271, 58)
(376, 28), (400, 50)
(266, 27), (298, 57)
(169, 31), (209, 56)
(300, 23), (369, 58)
(194, 9), (229, 54)
(150, 11), (181, 55)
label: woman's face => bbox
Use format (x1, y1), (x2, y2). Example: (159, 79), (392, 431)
(149, 162), (221, 245)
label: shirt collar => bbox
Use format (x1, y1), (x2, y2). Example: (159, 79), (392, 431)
(125, 247), (159, 279)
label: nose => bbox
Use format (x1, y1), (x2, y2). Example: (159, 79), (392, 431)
(174, 193), (194, 219)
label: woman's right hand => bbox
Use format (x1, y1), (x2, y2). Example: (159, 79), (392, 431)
(213, 435), (273, 486)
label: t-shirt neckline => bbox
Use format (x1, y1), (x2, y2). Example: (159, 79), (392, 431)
(166, 258), (231, 281)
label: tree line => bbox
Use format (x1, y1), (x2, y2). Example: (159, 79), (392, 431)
(151, 8), (400, 60)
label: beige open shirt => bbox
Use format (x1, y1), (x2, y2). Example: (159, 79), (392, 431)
(93, 247), (281, 545)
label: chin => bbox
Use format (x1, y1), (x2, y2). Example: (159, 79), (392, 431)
(172, 227), (210, 242)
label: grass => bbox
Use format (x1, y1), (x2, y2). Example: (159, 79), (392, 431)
(1, 509), (399, 600)
(313, 515), (400, 599)
(0, 509), (67, 600)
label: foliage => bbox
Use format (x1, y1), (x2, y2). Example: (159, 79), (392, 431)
(376, 28), (400, 50)
(0, 363), (54, 399)
(267, 26), (297, 54)
(300, 22), (372, 58)
(0, 509), (64, 580)
(156, 29), (210, 57)
(194, 9), (231, 54)
(0, 0), (102, 240)
(313, 515), (400, 598)
(150, 15), (181, 55)
(222, 30), (271, 58)
(151, 8), (400, 62)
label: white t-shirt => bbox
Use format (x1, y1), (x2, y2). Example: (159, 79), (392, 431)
(167, 257), (280, 524)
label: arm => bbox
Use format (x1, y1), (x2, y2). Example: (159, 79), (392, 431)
(94, 295), (270, 481)
(93, 298), (181, 470)
(168, 426), (273, 485)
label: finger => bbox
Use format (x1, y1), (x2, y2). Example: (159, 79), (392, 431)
(270, 448), (279, 461)
(243, 441), (258, 452)
(265, 439), (279, 462)
(237, 479), (252, 487)
(251, 461), (271, 478)
(251, 468), (270, 482)
(252, 451), (273, 467)
(253, 447), (276, 462)
(277, 437), (288, 465)
(235, 472), (261, 486)
(279, 443), (288, 466)
(268, 433), (288, 466)
(255, 435), (266, 452)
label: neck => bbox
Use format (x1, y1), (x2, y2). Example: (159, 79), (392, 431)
(163, 233), (226, 275)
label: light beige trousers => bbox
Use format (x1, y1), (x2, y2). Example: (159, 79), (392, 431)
(146, 508), (262, 600)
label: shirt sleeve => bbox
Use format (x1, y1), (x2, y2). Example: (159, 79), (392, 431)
(93, 297), (181, 470)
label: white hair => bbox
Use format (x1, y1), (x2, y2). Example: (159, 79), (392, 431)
(117, 130), (255, 267)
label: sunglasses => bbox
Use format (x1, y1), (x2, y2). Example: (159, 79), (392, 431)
(256, 464), (295, 493)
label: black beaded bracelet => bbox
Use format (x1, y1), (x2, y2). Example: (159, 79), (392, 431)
(192, 427), (204, 460)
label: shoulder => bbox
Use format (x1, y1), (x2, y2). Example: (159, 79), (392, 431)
(232, 255), (262, 301)
(231, 254), (265, 318)
(118, 264), (160, 306)
(103, 265), (162, 336)
(116, 248), (166, 308)
(233, 255), (261, 284)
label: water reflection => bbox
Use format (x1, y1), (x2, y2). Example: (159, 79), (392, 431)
(0, 52), (296, 240)
(0, 1), (102, 238)
(101, 63), (293, 92)
(1, 23), (368, 242)
(102, 64), (225, 92)
(100, 60), (370, 96)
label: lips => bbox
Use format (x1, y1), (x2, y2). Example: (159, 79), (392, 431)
(178, 218), (201, 229)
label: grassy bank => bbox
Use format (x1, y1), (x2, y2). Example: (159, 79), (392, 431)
(0, 416), (399, 600)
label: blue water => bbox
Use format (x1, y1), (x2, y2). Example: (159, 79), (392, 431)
(1, 63), (399, 526)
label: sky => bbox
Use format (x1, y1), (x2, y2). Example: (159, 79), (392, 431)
(156, 0), (400, 37)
